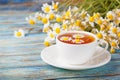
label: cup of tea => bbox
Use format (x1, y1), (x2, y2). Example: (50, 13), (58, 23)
(56, 31), (108, 65)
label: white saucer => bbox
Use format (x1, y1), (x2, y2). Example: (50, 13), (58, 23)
(41, 45), (111, 70)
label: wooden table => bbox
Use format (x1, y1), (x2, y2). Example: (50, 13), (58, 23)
(0, 8), (120, 80)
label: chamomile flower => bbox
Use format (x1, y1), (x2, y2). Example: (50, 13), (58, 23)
(42, 14), (49, 25)
(52, 23), (61, 34)
(85, 14), (95, 27)
(110, 39), (119, 48)
(44, 37), (52, 47)
(42, 3), (52, 13)
(115, 9), (120, 17)
(52, 1), (59, 11)
(48, 12), (55, 20)
(96, 30), (106, 39)
(43, 24), (50, 33)
(65, 6), (72, 19)
(47, 31), (56, 40)
(35, 12), (43, 20)
(96, 17), (104, 25)
(60, 36), (71, 41)
(62, 20), (68, 31)
(80, 10), (87, 19)
(93, 13), (101, 19)
(75, 20), (81, 27)
(72, 38), (84, 44)
(14, 29), (25, 38)
(110, 47), (115, 53)
(56, 14), (62, 22)
(26, 16), (36, 25)
(110, 26), (118, 34)
(106, 11), (116, 21)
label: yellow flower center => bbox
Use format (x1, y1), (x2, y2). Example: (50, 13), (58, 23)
(49, 14), (55, 20)
(97, 19), (102, 25)
(111, 41), (117, 47)
(62, 24), (67, 30)
(100, 25), (105, 31)
(53, 4), (58, 10)
(50, 33), (54, 38)
(63, 37), (69, 41)
(107, 14), (113, 20)
(110, 48), (115, 53)
(89, 17), (94, 22)
(75, 20), (81, 27)
(29, 19), (35, 25)
(56, 17), (61, 22)
(115, 19), (119, 25)
(75, 38), (80, 43)
(42, 18), (48, 24)
(81, 13), (86, 18)
(43, 27), (49, 33)
(117, 32), (120, 37)
(107, 25), (111, 30)
(118, 12), (120, 17)
(65, 10), (71, 18)
(97, 33), (103, 39)
(45, 6), (50, 13)
(16, 32), (22, 37)
(93, 13), (100, 19)
(112, 28), (117, 33)
(37, 16), (42, 20)
(44, 41), (50, 47)
(55, 27), (60, 34)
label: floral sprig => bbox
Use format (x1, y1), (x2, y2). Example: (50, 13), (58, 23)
(24, 1), (120, 53)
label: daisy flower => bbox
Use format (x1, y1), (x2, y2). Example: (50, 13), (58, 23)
(110, 39), (119, 49)
(75, 20), (81, 27)
(62, 20), (68, 31)
(110, 47), (115, 53)
(95, 17), (104, 26)
(52, 1), (59, 11)
(42, 14), (49, 25)
(14, 29), (25, 38)
(44, 37), (51, 47)
(48, 12), (55, 20)
(110, 26), (118, 34)
(60, 36), (71, 41)
(93, 13), (101, 20)
(42, 3), (52, 13)
(35, 12), (43, 20)
(43, 24), (50, 33)
(26, 16), (36, 25)
(47, 31), (56, 41)
(64, 6), (72, 19)
(52, 23), (61, 34)
(56, 14), (62, 22)
(106, 11), (116, 21)
(85, 14), (95, 27)
(96, 30), (106, 39)
(80, 10), (87, 19)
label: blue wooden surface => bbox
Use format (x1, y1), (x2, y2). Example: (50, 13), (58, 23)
(0, 3), (120, 80)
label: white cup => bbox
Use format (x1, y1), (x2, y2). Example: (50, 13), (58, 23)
(56, 31), (108, 65)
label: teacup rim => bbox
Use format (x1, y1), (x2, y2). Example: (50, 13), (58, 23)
(56, 31), (98, 46)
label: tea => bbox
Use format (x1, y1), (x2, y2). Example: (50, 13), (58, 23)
(58, 33), (95, 44)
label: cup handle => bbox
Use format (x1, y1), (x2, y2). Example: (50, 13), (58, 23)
(92, 39), (108, 59)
